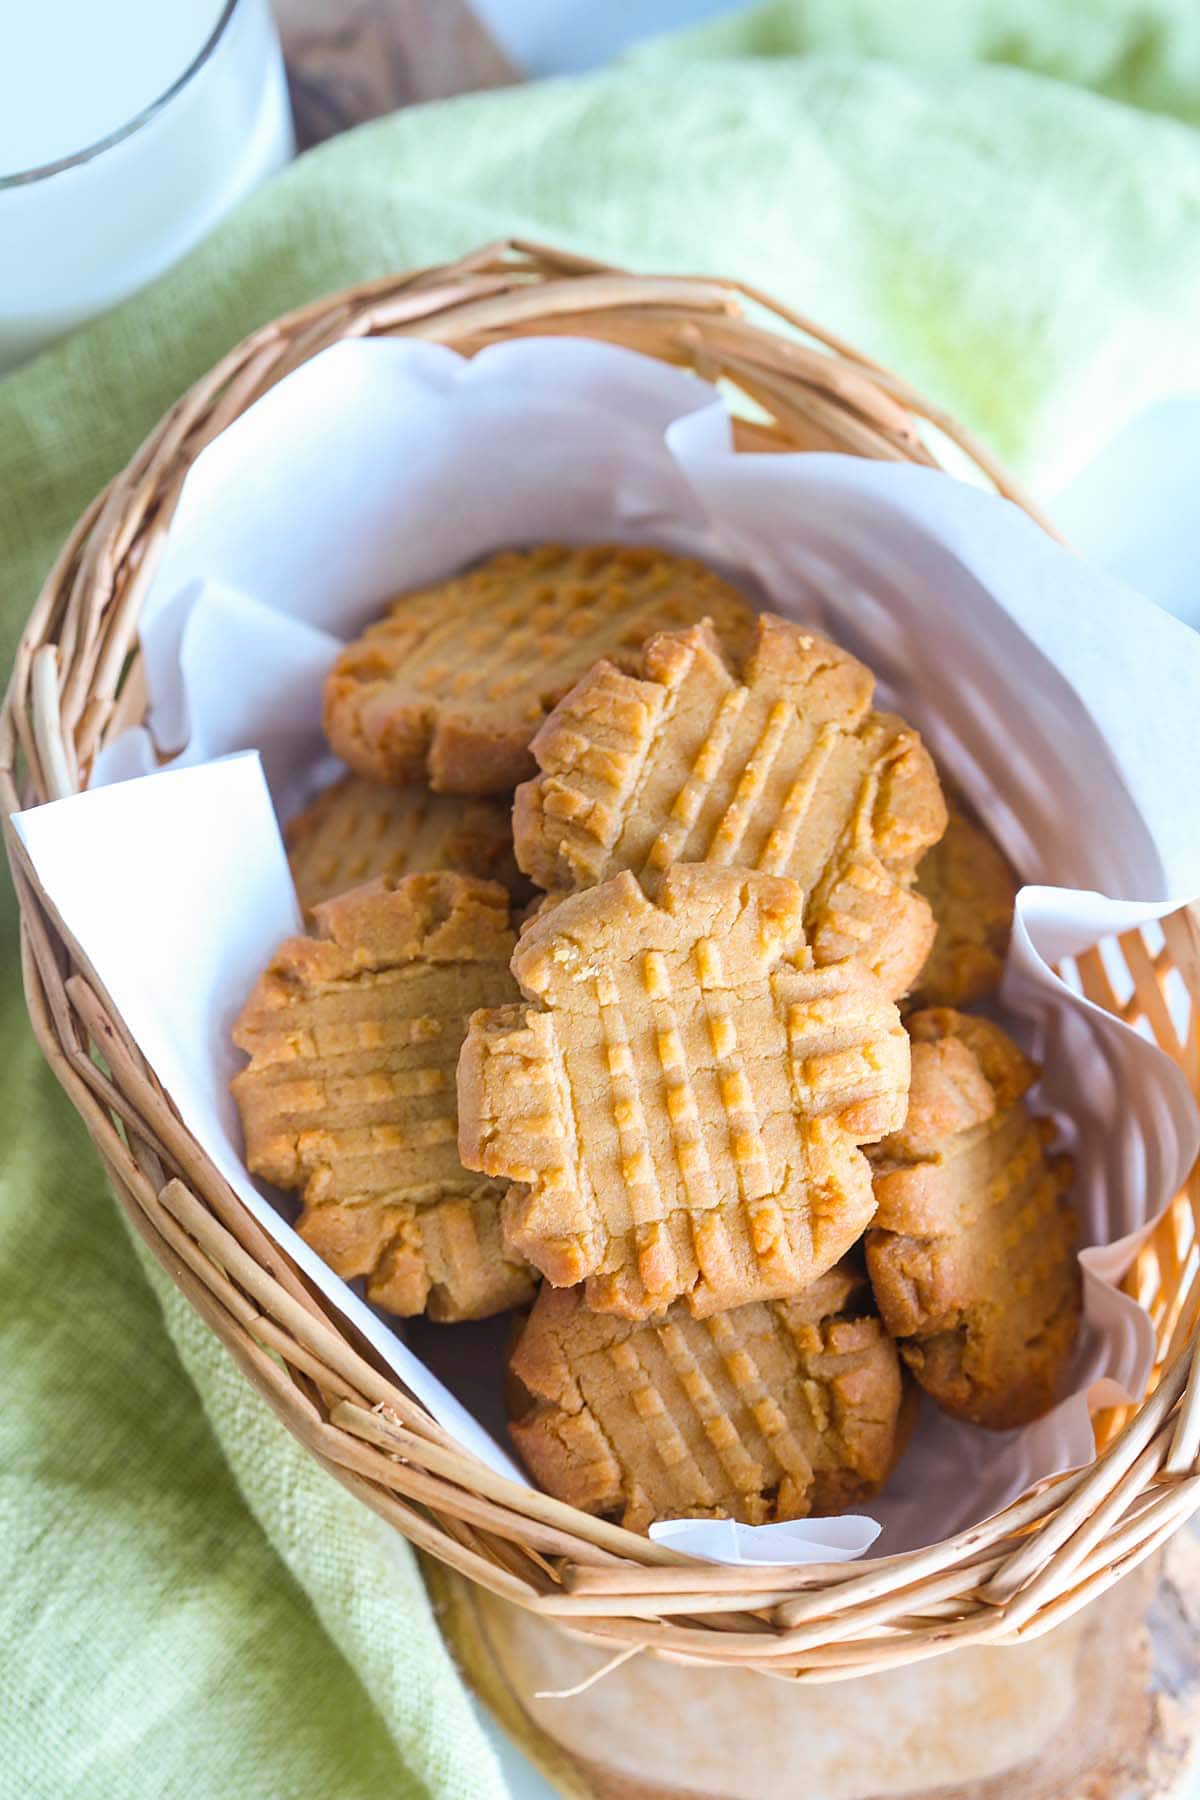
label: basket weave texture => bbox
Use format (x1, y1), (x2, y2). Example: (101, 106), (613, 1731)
(4, 240), (1200, 1680)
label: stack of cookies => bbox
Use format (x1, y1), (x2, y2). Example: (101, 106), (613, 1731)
(232, 544), (1080, 1535)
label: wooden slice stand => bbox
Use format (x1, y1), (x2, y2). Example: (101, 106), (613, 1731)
(428, 1552), (1191, 1799)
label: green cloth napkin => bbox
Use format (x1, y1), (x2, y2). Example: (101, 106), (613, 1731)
(3, 3), (1200, 1792)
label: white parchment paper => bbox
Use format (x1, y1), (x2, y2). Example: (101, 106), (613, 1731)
(15, 336), (1200, 1565)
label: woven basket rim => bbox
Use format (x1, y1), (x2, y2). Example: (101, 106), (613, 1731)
(4, 237), (1199, 1679)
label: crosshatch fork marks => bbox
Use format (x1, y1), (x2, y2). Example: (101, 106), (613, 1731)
(514, 610), (946, 996)
(323, 543), (756, 793)
(285, 774), (524, 912)
(231, 872), (535, 1321)
(458, 864), (910, 1319)
(506, 1269), (905, 1530)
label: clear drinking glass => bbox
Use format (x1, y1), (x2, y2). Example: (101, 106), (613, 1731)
(0, 0), (294, 372)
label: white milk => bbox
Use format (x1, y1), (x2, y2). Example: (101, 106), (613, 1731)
(0, 0), (293, 371)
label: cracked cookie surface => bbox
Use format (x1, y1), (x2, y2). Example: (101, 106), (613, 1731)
(911, 799), (1017, 1008)
(232, 872), (535, 1321)
(507, 1263), (906, 1532)
(514, 613), (945, 998)
(286, 774), (525, 913)
(866, 1008), (1079, 1429)
(458, 864), (910, 1319)
(323, 544), (755, 795)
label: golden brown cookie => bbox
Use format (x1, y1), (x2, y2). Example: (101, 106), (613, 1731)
(232, 872), (535, 1321)
(508, 1262), (906, 1532)
(285, 774), (525, 913)
(513, 613), (945, 999)
(910, 800), (1017, 1008)
(458, 864), (911, 1320)
(866, 1008), (1079, 1430)
(323, 544), (755, 795)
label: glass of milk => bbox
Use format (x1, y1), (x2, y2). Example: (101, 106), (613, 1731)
(0, 0), (294, 372)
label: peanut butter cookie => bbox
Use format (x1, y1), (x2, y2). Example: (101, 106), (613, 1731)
(232, 872), (535, 1321)
(458, 864), (910, 1319)
(866, 1008), (1078, 1429)
(911, 801), (1017, 1008)
(323, 544), (755, 795)
(513, 613), (945, 998)
(508, 1262), (906, 1532)
(286, 774), (524, 913)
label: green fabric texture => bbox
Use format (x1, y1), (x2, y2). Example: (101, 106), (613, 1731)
(3, 2), (1200, 1792)
(0, 946), (491, 1799)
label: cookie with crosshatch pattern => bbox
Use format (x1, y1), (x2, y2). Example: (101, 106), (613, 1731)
(322, 543), (756, 795)
(513, 612), (946, 999)
(866, 1008), (1078, 1429)
(231, 872), (535, 1321)
(285, 773), (525, 913)
(457, 863), (911, 1320)
(507, 1260), (906, 1531)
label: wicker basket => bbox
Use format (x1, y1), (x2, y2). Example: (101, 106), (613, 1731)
(4, 240), (1200, 1681)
